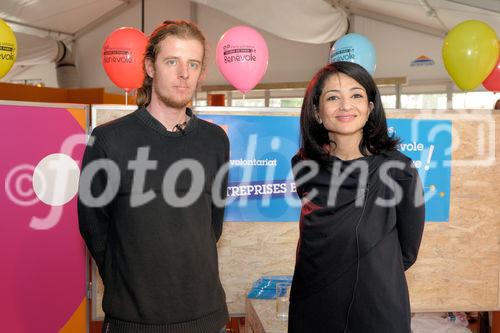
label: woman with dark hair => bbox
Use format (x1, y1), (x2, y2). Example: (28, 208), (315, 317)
(288, 62), (425, 333)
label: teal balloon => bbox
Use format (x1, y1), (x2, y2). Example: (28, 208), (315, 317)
(329, 33), (377, 75)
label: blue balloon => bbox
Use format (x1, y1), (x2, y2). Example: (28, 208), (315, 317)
(329, 33), (377, 75)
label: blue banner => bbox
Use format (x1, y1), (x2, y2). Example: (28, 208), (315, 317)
(387, 119), (451, 222)
(200, 114), (451, 222)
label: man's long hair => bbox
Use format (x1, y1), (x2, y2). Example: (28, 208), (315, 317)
(136, 20), (207, 107)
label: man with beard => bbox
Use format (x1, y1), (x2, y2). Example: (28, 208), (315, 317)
(78, 20), (229, 333)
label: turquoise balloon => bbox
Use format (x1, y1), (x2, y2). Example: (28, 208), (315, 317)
(329, 33), (377, 74)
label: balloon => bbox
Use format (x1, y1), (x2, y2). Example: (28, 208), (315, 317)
(329, 33), (376, 75)
(102, 27), (148, 92)
(216, 26), (269, 94)
(482, 48), (500, 92)
(0, 18), (17, 79)
(442, 20), (498, 91)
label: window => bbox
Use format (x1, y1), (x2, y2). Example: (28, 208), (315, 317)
(381, 95), (396, 109)
(453, 92), (497, 109)
(401, 94), (447, 109)
(231, 99), (266, 107)
(269, 98), (303, 108)
(194, 99), (207, 106)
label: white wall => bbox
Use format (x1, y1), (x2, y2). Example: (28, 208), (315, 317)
(352, 15), (449, 83)
(7, 63), (58, 87)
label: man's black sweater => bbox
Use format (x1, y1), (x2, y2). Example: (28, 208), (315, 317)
(78, 107), (229, 333)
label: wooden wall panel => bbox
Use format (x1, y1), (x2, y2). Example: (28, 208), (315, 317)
(91, 107), (500, 315)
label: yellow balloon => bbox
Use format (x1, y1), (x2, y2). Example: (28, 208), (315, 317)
(0, 18), (17, 79)
(442, 20), (499, 91)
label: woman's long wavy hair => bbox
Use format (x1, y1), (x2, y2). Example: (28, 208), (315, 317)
(136, 20), (207, 107)
(299, 61), (399, 163)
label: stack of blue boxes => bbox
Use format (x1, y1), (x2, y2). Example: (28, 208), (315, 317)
(247, 275), (293, 299)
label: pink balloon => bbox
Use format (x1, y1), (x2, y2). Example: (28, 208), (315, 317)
(216, 26), (269, 94)
(483, 53), (500, 92)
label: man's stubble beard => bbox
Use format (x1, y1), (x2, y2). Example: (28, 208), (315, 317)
(153, 83), (193, 109)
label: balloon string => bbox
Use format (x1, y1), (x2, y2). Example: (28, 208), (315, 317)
(125, 91), (128, 107)
(243, 93), (246, 103)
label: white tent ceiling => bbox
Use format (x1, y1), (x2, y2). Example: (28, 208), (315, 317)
(1, 0), (500, 41)
(191, 0), (349, 43)
(0, 0), (128, 38)
(1, 0), (500, 84)
(348, 0), (500, 37)
(0, 0), (138, 81)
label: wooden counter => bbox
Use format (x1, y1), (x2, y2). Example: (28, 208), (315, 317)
(245, 298), (288, 333)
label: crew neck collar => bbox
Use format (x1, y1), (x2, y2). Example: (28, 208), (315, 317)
(135, 107), (198, 137)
